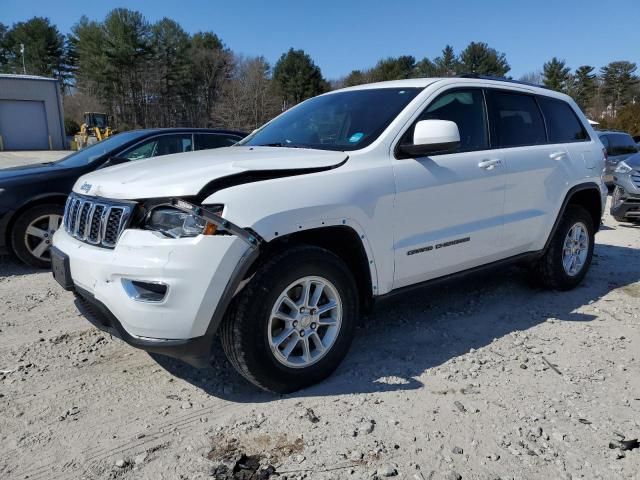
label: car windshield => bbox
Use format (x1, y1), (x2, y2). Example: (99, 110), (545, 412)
(239, 88), (422, 151)
(54, 130), (149, 167)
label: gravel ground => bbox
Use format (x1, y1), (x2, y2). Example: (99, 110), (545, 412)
(0, 202), (639, 480)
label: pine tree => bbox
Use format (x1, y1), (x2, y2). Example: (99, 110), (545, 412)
(369, 56), (416, 81)
(433, 45), (459, 76)
(570, 65), (596, 110)
(0, 17), (67, 81)
(458, 42), (509, 77)
(542, 57), (571, 92)
(273, 48), (326, 107)
(600, 61), (638, 116)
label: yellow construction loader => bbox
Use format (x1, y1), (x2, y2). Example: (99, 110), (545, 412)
(74, 112), (116, 149)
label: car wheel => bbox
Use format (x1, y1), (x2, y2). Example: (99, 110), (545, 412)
(530, 205), (595, 290)
(11, 204), (64, 268)
(220, 245), (358, 393)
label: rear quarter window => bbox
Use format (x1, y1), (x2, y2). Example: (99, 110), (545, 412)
(195, 134), (240, 150)
(537, 97), (589, 143)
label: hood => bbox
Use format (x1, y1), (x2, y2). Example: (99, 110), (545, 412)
(623, 152), (640, 169)
(0, 162), (68, 183)
(73, 146), (348, 199)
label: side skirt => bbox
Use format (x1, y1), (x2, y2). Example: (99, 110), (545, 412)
(374, 250), (541, 308)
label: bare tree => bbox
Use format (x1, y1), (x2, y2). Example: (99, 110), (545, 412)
(215, 55), (281, 131)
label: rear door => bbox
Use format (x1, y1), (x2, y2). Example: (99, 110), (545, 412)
(537, 96), (595, 171)
(487, 90), (571, 254)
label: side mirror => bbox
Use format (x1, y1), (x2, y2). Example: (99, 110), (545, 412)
(397, 119), (461, 158)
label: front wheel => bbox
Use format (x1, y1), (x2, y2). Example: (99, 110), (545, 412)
(220, 246), (358, 393)
(530, 205), (595, 290)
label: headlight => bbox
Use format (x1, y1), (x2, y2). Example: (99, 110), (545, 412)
(615, 161), (633, 174)
(145, 207), (220, 238)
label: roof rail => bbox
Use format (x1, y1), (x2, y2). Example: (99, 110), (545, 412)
(456, 73), (548, 89)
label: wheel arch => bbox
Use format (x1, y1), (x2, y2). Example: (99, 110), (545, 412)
(544, 183), (603, 252)
(248, 225), (376, 312)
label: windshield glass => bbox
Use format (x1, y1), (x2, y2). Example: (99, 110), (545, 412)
(240, 88), (422, 151)
(55, 130), (149, 167)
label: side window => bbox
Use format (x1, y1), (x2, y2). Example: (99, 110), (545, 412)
(610, 134), (639, 155)
(122, 139), (157, 160)
(537, 97), (589, 143)
(409, 89), (489, 152)
(194, 134), (239, 151)
(600, 135), (610, 153)
(122, 134), (193, 160)
(488, 91), (546, 148)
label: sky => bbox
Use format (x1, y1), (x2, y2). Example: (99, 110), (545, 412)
(2, 0), (639, 80)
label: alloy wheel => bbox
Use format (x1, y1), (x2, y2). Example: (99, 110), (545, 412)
(268, 276), (342, 368)
(561, 222), (589, 277)
(23, 214), (63, 262)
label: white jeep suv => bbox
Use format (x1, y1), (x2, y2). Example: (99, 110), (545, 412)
(52, 77), (607, 393)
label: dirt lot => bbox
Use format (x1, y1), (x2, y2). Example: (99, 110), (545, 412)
(1, 202), (639, 480)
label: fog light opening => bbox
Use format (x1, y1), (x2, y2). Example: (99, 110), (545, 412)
(122, 279), (168, 303)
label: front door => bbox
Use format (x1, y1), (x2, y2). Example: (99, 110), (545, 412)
(392, 88), (506, 289)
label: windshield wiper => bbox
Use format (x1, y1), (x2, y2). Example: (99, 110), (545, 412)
(255, 142), (302, 148)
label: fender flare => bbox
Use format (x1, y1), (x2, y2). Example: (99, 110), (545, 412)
(543, 182), (603, 253)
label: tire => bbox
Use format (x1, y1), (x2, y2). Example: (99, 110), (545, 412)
(220, 245), (359, 393)
(530, 205), (595, 291)
(10, 204), (64, 268)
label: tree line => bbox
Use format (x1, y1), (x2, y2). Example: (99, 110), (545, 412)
(0, 11), (638, 135)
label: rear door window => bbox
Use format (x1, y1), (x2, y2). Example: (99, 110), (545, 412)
(194, 134), (240, 150)
(487, 91), (546, 148)
(122, 134), (193, 160)
(537, 97), (589, 143)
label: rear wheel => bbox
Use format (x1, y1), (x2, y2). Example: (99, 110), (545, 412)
(220, 246), (358, 393)
(11, 204), (64, 268)
(530, 205), (594, 290)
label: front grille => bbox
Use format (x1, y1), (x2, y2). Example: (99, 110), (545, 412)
(631, 171), (640, 188)
(63, 193), (134, 248)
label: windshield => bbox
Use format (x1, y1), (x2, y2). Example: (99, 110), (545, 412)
(55, 130), (149, 167)
(240, 88), (422, 151)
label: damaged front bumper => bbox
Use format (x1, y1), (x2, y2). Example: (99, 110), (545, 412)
(611, 175), (640, 221)
(52, 200), (261, 367)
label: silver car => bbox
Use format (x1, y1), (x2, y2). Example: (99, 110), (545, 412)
(610, 152), (640, 222)
(598, 131), (639, 186)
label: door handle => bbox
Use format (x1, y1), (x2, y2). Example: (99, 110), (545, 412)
(478, 159), (502, 170)
(549, 151), (568, 161)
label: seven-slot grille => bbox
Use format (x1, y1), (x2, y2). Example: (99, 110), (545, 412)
(63, 193), (134, 248)
(631, 169), (640, 188)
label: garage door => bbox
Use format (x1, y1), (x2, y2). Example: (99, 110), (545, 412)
(0, 100), (49, 150)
